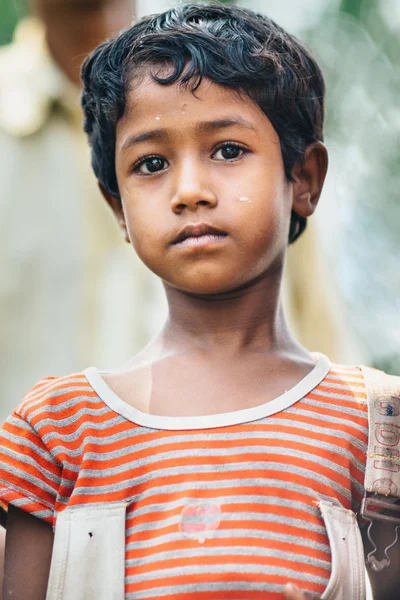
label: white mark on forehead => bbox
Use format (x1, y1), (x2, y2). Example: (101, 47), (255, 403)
(155, 115), (162, 120)
(239, 196), (251, 203)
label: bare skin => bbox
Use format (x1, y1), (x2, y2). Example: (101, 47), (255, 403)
(3, 506), (53, 600)
(0, 528), (4, 598)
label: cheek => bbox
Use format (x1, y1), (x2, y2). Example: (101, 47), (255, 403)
(237, 184), (290, 245)
(245, 203), (289, 277)
(124, 212), (171, 281)
(129, 223), (157, 265)
(121, 203), (156, 259)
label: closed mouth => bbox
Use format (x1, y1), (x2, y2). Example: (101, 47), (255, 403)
(174, 233), (228, 249)
(172, 223), (228, 246)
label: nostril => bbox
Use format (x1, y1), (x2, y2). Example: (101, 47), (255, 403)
(198, 200), (210, 206)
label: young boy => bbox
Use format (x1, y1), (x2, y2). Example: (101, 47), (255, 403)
(0, 4), (398, 599)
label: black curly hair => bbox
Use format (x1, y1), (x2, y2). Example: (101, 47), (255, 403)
(81, 3), (325, 243)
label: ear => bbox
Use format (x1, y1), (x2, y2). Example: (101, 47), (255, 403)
(291, 142), (328, 218)
(98, 183), (130, 243)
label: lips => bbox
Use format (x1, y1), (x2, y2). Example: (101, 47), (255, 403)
(172, 223), (228, 245)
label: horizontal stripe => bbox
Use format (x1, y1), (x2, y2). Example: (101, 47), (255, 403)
(128, 495), (324, 523)
(46, 423), (366, 459)
(126, 526), (330, 553)
(1, 423), (59, 465)
(126, 545), (330, 570)
(0, 446), (61, 485)
(0, 362), (372, 599)
(0, 480), (54, 511)
(28, 396), (106, 419)
(73, 447), (357, 483)
(126, 581), (285, 599)
(303, 396), (368, 418)
(0, 460), (58, 498)
(74, 434), (366, 474)
(69, 463), (352, 501)
(125, 562), (329, 585)
(40, 415), (127, 444)
(58, 475), (354, 508)
(126, 509), (326, 536)
(285, 407), (367, 434)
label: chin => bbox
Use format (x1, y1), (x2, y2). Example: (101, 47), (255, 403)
(168, 275), (245, 297)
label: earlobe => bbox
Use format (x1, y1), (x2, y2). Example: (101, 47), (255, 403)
(98, 183), (130, 243)
(291, 141), (328, 218)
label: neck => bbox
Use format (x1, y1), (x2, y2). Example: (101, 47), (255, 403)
(38, 1), (133, 86)
(161, 269), (305, 360)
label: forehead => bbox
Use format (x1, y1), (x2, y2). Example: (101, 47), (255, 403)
(124, 73), (250, 113)
(116, 74), (277, 144)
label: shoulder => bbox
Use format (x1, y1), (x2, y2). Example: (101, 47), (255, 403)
(328, 362), (367, 384)
(325, 363), (400, 410)
(327, 362), (400, 395)
(322, 362), (369, 410)
(0, 372), (110, 483)
(0, 374), (93, 522)
(16, 372), (102, 425)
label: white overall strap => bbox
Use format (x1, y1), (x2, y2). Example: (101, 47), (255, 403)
(46, 502), (128, 600)
(319, 501), (366, 600)
(360, 366), (400, 571)
(361, 365), (400, 496)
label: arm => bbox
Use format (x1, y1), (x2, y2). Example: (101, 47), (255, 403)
(2, 505), (54, 600)
(0, 525), (5, 600)
(362, 520), (400, 600)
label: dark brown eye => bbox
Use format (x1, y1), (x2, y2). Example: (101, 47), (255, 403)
(135, 156), (167, 175)
(214, 144), (244, 161)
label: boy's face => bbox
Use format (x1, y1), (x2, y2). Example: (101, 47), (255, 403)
(110, 75), (301, 295)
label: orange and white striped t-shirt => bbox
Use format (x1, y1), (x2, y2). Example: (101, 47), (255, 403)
(0, 354), (368, 599)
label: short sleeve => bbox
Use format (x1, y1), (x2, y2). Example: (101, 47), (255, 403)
(0, 407), (62, 525)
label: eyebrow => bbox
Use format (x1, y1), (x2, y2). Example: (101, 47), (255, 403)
(120, 117), (258, 154)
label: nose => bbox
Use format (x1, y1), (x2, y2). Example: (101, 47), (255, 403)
(170, 158), (217, 213)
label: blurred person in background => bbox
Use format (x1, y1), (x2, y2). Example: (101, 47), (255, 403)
(0, 0), (166, 423)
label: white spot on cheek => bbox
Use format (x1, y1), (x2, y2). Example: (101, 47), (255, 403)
(239, 196), (251, 203)
(155, 115), (162, 120)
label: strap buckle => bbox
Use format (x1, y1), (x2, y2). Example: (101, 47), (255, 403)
(360, 495), (400, 571)
(361, 495), (400, 524)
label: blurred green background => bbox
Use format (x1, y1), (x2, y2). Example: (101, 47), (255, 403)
(0, 0), (25, 44)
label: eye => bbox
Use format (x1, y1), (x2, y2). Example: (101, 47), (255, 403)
(133, 156), (168, 176)
(213, 143), (246, 162)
